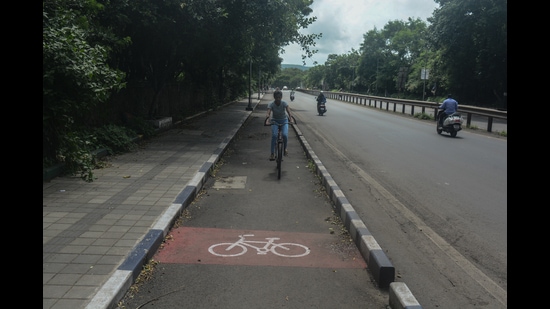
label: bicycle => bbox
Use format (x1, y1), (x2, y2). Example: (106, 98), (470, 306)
(264, 116), (296, 179)
(208, 234), (310, 257)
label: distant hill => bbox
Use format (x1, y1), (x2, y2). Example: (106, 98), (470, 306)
(281, 64), (311, 71)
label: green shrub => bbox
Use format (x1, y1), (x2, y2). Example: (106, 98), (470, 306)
(93, 124), (138, 154)
(57, 130), (98, 182)
(126, 116), (156, 138)
(53, 125), (139, 182)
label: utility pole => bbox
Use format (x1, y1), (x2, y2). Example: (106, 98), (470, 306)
(246, 59), (253, 111)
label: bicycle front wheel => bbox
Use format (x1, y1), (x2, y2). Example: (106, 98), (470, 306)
(277, 141), (283, 179)
(271, 243), (311, 257)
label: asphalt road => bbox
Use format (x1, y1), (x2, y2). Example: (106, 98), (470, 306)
(289, 91), (507, 308)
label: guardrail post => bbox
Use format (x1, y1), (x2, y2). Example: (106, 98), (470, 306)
(487, 117), (493, 132)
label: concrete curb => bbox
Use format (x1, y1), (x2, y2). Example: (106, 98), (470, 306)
(291, 123), (422, 307)
(291, 123), (394, 287)
(389, 282), (423, 309)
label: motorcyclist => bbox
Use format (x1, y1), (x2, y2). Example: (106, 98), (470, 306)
(316, 91), (326, 113)
(438, 94), (458, 128)
(290, 88), (295, 101)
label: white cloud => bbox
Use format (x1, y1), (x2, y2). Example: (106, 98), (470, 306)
(281, 0), (439, 66)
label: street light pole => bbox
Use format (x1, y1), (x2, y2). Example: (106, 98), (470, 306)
(246, 58), (253, 111)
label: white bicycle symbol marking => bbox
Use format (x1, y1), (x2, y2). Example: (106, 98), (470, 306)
(208, 234), (310, 257)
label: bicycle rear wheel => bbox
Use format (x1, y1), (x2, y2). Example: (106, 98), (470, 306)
(277, 140), (283, 179)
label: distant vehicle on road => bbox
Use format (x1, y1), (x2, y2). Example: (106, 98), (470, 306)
(283, 86), (288, 90)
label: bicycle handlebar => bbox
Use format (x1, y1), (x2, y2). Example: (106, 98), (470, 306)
(264, 116), (297, 126)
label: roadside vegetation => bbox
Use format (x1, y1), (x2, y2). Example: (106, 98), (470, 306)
(43, 0), (319, 181)
(274, 0), (506, 110)
(43, 0), (506, 181)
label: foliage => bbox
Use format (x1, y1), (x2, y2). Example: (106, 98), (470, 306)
(55, 130), (98, 182)
(52, 124), (140, 182)
(302, 65), (325, 90)
(43, 0), (126, 173)
(113, 0), (321, 119)
(271, 68), (306, 89)
(428, 0), (507, 106)
(43, 0), (507, 183)
(43, 0), (322, 181)
(125, 116), (156, 138)
(284, 0), (506, 109)
(93, 124), (138, 154)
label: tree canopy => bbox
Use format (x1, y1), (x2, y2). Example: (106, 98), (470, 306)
(294, 0), (506, 107)
(44, 0), (506, 180)
(43, 0), (321, 178)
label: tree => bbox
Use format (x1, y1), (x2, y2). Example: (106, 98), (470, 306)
(43, 0), (323, 179)
(272, 68), (306, 89)
(428, 0), (507, 106)
(303, 65), (325, 90)
(43, 0), (125, 166)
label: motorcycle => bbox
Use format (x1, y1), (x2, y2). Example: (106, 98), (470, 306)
(290, 94), (295, 101)
(316, 96), (327, 116)
(437, 111), (464, 137)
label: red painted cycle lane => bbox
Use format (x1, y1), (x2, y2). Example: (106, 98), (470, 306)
(154, 227), (366, 269)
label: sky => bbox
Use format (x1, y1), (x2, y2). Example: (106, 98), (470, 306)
(280, 0), (440, 66)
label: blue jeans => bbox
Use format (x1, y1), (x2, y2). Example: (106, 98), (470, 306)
(270, 118), (288, 154)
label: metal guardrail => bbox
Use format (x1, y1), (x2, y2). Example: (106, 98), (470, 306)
(299, 89), (507, 133)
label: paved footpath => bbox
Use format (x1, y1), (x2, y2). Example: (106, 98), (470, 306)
(43, 95), (417, 309)
(43, 98), (260, 309)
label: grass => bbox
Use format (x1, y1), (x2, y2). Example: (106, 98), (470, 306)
(413, 112), (434, 120)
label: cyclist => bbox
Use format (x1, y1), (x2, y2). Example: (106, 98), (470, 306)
(266, 89), (293, 161)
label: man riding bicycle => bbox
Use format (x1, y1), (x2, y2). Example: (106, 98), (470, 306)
(266, 89), (293, 161)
